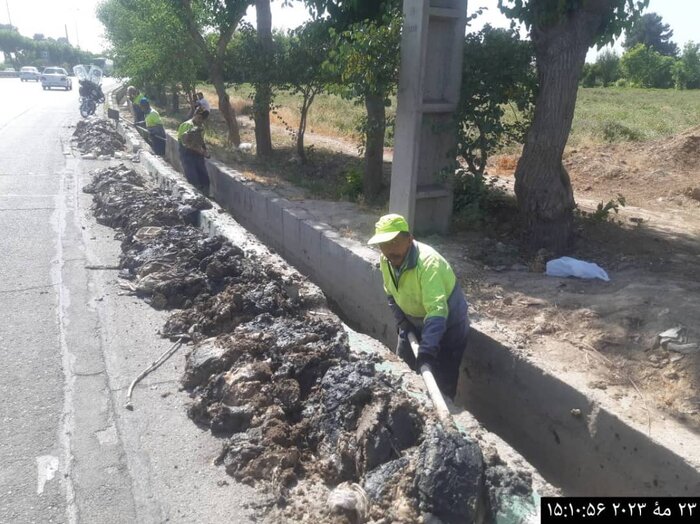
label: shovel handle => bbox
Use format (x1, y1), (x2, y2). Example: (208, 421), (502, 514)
(406, 332), (453, 427)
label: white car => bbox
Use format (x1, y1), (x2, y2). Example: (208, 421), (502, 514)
(41, 67), (72, 91)
(20, 66), (40, 81)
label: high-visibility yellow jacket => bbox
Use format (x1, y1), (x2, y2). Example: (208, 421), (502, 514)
(380, 241), (469, 356)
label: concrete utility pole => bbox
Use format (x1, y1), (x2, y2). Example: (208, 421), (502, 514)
(389, 0), (468, 234)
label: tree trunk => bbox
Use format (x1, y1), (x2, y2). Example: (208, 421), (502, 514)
(210, 67), (241, 147)
(171, 85), (179, 113)
(296, 91), (316, 164)
(363, 92), (386, 201)
(254, 0), (273, 157)
(515, 7), (608, 255)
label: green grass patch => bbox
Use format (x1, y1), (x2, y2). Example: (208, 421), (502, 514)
(196, 83), (397, 146)
(570, 87), (700, 147)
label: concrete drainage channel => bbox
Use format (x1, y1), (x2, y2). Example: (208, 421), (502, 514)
(105, 88), (700, 508)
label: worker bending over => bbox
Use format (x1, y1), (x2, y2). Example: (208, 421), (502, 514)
(177, 108), (211, 196)
(138, 98), (166, 156)
(126, 85), (145, 124)
(368, 213), (470, 398)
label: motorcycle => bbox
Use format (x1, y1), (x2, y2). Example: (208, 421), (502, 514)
(73, 65), (105, 118)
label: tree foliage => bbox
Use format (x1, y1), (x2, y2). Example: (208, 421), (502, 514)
(581, 49), (621, 87)
(623, 12), (678, 57)
(305, 0), (397, 27)
(0, 27), (95, 70)
(455, 25), (536, 176)
(279, 20), (334, 162)
(323, 8), (401, 199)
(620, 43), (674, 88)
(672, 42), (700, 90)
(324, 11), (400, 102)
(173, 0), (255, 146)
(97, 0), (202, 101)
(499, 0), (648, 49)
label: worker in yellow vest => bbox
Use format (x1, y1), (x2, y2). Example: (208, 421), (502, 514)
(138, 98), (166, 156)
(177, 108), (211, 195)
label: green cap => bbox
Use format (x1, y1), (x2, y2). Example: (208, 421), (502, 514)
(367, 213), (409, 245)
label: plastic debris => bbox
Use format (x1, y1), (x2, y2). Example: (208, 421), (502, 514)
(655, 326), (699, 353)
(545, 257), (610, 281)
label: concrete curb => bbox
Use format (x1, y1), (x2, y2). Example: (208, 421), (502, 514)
(107, 88), (700, 497)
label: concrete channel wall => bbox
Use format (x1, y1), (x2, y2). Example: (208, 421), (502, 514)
(111, 90), (700, 496)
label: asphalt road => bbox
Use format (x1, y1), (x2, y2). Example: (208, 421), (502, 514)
(0, 78), (257, 523)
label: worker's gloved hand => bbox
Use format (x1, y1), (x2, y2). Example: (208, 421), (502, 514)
(416, 350), (438, 372)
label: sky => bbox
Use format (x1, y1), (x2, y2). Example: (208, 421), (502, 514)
(1, 0), (698, 58)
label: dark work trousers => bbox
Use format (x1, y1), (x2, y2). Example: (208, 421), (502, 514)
(147, 125), (166, 156)
(178, 144), (210, 195)
(132, 105), (145, 125)
(396, 321), (469, 400)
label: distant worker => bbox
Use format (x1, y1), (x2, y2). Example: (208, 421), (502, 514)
(138, 98), (166, 156)
(187, 91), (211, 119)
(195, 92), (210, 112)
(177, 108), (211, 196)
(126, 85), (145, 124)
(368, 213), (470, 398)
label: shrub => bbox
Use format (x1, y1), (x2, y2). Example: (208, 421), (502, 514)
(621, 43), (675, 88)
(452, 169), (509, 228)
(601, 121), (642, 142)
(455, 25), (536, 176)
(340, 167), (363, 201)
(672, 42), (700, 89)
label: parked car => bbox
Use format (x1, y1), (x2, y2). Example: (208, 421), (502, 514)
(41, 67), (72, 90)
(19, 66), (40, 82)
(1, 67), (18, 78)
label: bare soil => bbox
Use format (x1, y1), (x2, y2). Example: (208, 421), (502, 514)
(477, 127), (700, 435)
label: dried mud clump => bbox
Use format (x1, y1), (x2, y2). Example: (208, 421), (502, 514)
(84, 164), (512, 523)
(73, 118), (126, 156)
(188, 316), (485, 523)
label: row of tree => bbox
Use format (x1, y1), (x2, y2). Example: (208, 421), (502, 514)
(582, 12), (699, 89)
(583, 42), (700, 89)
(0, 24), (96, 71)
(98, 0), (651, 254)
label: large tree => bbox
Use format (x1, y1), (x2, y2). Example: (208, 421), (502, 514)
(175, 0), (254, 146)
(306, 0), (400, 201)
(499, 0), (647, 254)
(623, 12), (678, 57)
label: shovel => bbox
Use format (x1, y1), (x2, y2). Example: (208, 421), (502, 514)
(406, 332), (455, 430)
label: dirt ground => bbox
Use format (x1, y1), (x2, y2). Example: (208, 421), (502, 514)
(217, 117), (700, 441)
(461, 127), (700, 436)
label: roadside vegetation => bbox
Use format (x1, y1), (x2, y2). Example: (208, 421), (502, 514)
(0, 23), (98, 71)
(97, 0), (700, 254)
